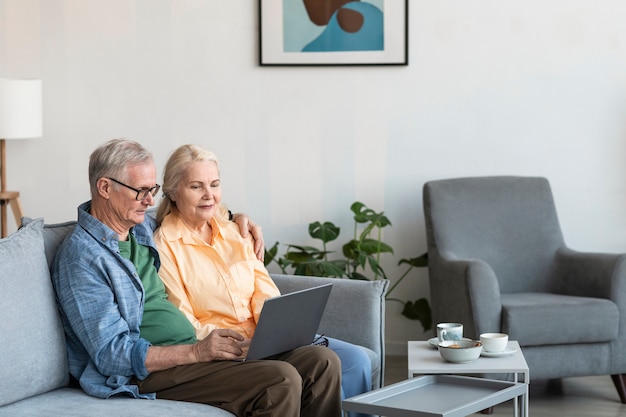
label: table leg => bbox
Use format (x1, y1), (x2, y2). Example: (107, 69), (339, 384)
(514, 372), (529, 417)
(519, 384), (528, 417)
(510, 373), (531, 417)
(513, 373), (518, 417)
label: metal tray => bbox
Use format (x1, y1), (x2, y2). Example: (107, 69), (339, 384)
(342, 374), (526, 417)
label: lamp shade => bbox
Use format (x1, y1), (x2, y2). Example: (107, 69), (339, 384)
(0, 78), (42, 139)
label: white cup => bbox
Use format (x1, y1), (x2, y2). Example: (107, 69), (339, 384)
(480, 333), (509, 353)
(437, 322), (463, 343)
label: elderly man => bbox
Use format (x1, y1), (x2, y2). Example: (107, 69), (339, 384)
(52, 139), (342, 417)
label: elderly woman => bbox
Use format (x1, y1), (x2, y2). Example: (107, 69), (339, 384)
(154, 144), (372, 413)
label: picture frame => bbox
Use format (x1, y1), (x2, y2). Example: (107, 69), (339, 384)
(259, 0), (408, 66)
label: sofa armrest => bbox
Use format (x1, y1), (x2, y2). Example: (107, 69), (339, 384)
(270, 274), (388, 386)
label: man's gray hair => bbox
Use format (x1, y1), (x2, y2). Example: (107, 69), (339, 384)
(88, 138), (154, 196)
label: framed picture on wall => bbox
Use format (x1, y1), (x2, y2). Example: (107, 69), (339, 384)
(259, 0), (408, 66)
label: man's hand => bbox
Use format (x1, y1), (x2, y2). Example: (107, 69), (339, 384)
(193, 329), (249, 362)
(145, 329), (248, 372)
(233, 213), (265, 262)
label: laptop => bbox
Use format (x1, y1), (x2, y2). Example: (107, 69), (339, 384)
(243, 283), (333, 361)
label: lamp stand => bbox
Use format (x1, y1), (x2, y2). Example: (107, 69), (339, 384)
(0, 139), (24, 238)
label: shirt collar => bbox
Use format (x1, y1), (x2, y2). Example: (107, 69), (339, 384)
(161, 212), (224, 245)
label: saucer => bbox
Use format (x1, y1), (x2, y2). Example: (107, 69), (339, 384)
(427, 337), (472, 348)
(480, 346), (518, 357)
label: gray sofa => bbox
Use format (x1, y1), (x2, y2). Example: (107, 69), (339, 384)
(0, 217), (388, 416)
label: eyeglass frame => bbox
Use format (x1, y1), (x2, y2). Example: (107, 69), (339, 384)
(106, 177), (161, 201)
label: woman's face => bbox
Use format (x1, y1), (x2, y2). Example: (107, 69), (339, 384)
(173, 160), (222, 225)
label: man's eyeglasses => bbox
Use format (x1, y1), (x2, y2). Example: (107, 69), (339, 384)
(107, 177), (161, 201)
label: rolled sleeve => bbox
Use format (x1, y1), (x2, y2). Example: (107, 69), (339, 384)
(131, 338), (151, 380)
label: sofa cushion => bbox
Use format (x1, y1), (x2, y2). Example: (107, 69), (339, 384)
(501, 292), (619, 346)
(42, 220), (77, 269)
(22, 216), (77, 269)
(0, 218), (69, 406)
(0, 387), (234, 417)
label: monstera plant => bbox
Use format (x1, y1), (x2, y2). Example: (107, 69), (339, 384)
(264, 201), (431, 332)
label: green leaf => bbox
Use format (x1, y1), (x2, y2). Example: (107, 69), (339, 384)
(356, 252), (368, 269)
(350, 202), (392, 228)
(293, 264), (312, 276)
(277, 258), (292, 269)
(283, 244), (333, 263)
(319, 261), (348, 277)
(309, 221), (340, 243)
(285, 244), (328, 255)
(284, 252), (317, 263)
(367, 211), (391, 228)
(347, 271), (370, 281)
(399, 252), (428, 268)
(398, 253), (428, 268)
(350, 201), (369, 223)
(366, 256), (387, 279)
(341, 239), (359, 260)
(375, 213), (392, 228)
(401, 298), (432, 332)
(263, 242), (280, 267)
(360, 238), (393, 255)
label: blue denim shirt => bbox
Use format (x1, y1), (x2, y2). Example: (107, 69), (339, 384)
(52, 201), (159, 399)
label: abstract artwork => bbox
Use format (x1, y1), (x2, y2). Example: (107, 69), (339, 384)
(259, 0), (408, 66)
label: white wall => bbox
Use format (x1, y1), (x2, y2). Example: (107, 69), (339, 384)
(2, 0), (626, 354)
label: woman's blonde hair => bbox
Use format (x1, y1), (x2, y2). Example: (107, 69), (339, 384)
(156, 144), (228, 226)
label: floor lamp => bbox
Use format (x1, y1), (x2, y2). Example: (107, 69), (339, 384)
(0, 79), (42, 238)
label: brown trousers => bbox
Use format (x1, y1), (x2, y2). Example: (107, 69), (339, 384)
(137, 345), (342, 417)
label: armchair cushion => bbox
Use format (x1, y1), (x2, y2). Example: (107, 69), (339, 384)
(501, 293), (619, 346)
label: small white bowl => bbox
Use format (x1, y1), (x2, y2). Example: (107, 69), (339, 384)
(480, 333), (509, 353)
(438, 340), (482, 363)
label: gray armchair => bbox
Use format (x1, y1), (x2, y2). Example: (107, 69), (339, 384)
(423, 176), (626, 402)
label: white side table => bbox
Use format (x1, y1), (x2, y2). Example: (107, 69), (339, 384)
(407, 340), (529, 417)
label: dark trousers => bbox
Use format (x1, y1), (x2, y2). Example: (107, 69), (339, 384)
(137, 345), (342, 417)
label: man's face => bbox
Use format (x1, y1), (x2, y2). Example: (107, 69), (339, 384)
(107, 162), (158, 229)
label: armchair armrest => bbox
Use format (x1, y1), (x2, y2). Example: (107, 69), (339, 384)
(553, 248), (626, 339)
(466, 259), (503, 335)
(553, 248), (626, 301)
(430, 255), (502, 338)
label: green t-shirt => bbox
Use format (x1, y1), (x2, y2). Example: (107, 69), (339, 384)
(119, 235), (196, 346)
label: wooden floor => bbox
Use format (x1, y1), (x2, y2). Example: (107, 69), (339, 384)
(384, 355), (626, 416)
